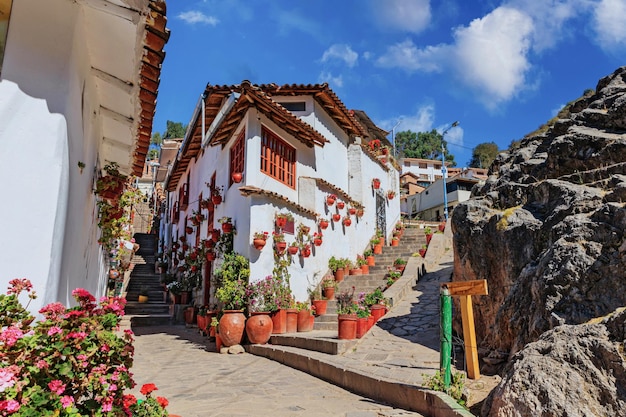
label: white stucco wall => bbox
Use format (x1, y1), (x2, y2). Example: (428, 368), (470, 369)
(0, 0), (139, 309)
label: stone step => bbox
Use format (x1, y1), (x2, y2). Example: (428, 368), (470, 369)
(125, 302), (170, 315)
(128, 314), (172, 327)
(267, 330), (357, 355)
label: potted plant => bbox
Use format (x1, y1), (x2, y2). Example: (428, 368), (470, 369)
(365, 288), (387, 322)
(348, 205), (357, 215)
(356, 255), (368, 274)
(356, 207), (364, 217)
(326, 193), (337, 206)
(298, 223), (311, 235)
(394, 258), (407, 272)
(231, 172), (243, 183)
(312, 232), (323, 246)
(95, 162), (126, 202)
(275, 212), (293, 229)
(371, 237), (382, 254)
(219, 216), (234, 233)
(336, 287), (358, 340)
(356, 293), (371, 338)
(318, 218), (329, 230)
(299, 243), (312, 258)
(418, 244), (428, 258)
(391, 235), (400, 247)
(322, 276), (337, 300)
(337, 200), (345, 210)
(210, 184), (223, 205)
(214, 253), (250, 347)
(252, 231), (269, 250)
(328, 256), (344, 282)
(166, 281), (183, 304)
(342, 215), (352, 227)
(308, 286), (327, 316)
(424, 226), (433, 244)
(295, 301), (314, 332)
(287, 242), (299, 256)
(387, 190), (396, 200)
(332, 213), (341, 222)
(246, 279), (274, 344)
(272, 231), (287, 254)
(364, 249), (375, 266)
(372, 178), (381, 189)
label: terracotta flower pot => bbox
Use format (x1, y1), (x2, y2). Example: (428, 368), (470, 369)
(253, 238), (266, 250)
(300, 247), (311, 258)
(426, 233), (433, 244)
(275, 241), (287, 254)
(419, 248), (427, 257)
(360, 265), (369, 274)
(323, 287), (335, 300)
(232, 172), (243, 183)
(211, 229), (221, 241)
(313, 238), (323, 246)
(319, 220), (329, 230)
(222, 222), (233, 233)
(439, 222), (446, 232)
(371, 304), (386, 322)
(219, 310), (246, 347)
(186, 226), (194, 234)
(212, 195), (222, 205)
(297, 310), (314, 332)
(343, 218), (352, 227)
(271, 309), (287, 334)
(332, 214), (341, 222)
(326, 196), (335, 206)
(287, 246), (299, 255)
(356, 317), (369, 339)
(205, 252), (216, 262)
(372, 179), (381, 189)
(246, 312), (273, 344)
(337, 201), (345, 209)
(349, 268), (362, 276)
(334, 268), (345, 282)
(312, 299), (327, 316)
(348, 208), (357, 215)
(338, 314), (357, 340)
(275, 217), (287, 229)
(391, 238), (399, 247)
(367, 255), (375, 266)
(373, 244), (383, 254)
(285, 308), (298, 333)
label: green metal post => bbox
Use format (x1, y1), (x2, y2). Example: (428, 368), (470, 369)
(440, 286), (452, 389)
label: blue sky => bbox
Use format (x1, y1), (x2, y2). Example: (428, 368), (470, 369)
(153, 0), (625, 167)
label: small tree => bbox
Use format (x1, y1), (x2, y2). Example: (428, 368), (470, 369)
(468, 142), (499, 168)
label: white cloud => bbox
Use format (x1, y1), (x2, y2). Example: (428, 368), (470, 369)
(321, 44), (359, 67)
(439, 124), (464, 149)
(592, 0), (626, 51)
(370, 0), (432, 34)
(380, 105), (435, 135)
(318, 71), (344, 88)
(452, 7), (534, 107)
(177, 11), (219, 25)
(376, 39), (448, 72)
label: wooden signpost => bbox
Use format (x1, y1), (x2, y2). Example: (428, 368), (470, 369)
(441, 279), (488, 380)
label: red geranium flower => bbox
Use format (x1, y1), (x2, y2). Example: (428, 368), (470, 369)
(156, 396), (169, 408)
(140, 383), (158, 395)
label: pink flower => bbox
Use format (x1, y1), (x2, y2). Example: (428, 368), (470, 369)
(100, 344), (110, 352)
(65, 331), (87, 341)
(39, 302), (66, 319)
(0, 368), (16, 392)
(0, 399), (20, 412)
(72, 288), (95, 302)
(48, 379), (66, 395)
(47, 326), (63, 336)
(7, 278), (32, 295)
(0, 325), (24, 347)
(101, 399), (113, 412)
(60, 396), (74, 408)
(36, 360), (49, 369)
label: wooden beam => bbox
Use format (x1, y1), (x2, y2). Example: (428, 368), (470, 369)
(460, 295), (480, 379)
(444, 279), (488, 296)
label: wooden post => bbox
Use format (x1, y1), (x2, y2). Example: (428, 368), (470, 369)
(442, 279), (488, 380)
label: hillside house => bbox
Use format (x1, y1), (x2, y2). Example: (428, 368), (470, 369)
(160, 82), (400, 303)
(0, 0), (168, 310)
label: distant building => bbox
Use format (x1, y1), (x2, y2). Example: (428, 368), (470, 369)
(402, 168), (488, 221)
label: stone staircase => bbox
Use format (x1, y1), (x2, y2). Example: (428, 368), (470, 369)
(269, 227), (428, 352)
(124, 233), (171, 326)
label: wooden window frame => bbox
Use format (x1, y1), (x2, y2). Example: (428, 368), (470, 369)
(229, 130), (245, 187)
(172, 201), (180, 223)
(260, 126), (296, 189)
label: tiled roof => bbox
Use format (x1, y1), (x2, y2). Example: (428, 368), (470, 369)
(131, 0), (169, 176)
(303, 177), (363, 209)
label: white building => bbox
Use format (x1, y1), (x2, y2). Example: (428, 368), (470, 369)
(402, 168), (488, 221)
(161, 82), (400, 303)
(0, 0), (168, 310)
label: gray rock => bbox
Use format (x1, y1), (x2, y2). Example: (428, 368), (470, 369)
(227, 344), (245, 354)
(451, 66), (626, 362)
(482, 309), (626, 417)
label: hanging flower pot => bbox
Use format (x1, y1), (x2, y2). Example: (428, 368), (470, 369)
(212, 194), (222, 205)
(205, 251), (216, 262)
(387, 190), (396, 200)
(300, 225), (311, 234)
(357, 208), (364, 217)
(337, 201), (345, 210)
(231, 172), (243, 183)
(179, 236), (187, 243)
(182, 244), (189, 252)
(203, 239), (215, 249)
(372, 178), (381, 189)
(211, 229), (221, 242)
(275, 217), (287, 229)
(332, 214), (341, 222)
(313, 238), (323, 246)
(319, 219), (329, 230)
(222, 222), (233, 233)
(253, 239), (266, 250)
(300, 246), (311, 258)
(275, 241), (287, 254)
(186, 226), (194, 234)
(326, 194), (336, 206)
(288, 245), (299, 256)
(348, 207), (357, 215)
(343, 217), (352, 227)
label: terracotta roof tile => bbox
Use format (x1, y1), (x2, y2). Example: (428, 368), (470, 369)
(238, 186), (318, 218)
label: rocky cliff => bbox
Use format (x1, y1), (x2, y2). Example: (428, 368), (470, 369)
(452, 66), (626, 363)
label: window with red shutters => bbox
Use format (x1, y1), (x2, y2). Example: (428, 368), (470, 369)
(260, 126), (295, 188)
(229, 130), (245, 186)
(172, 201), (180, 223)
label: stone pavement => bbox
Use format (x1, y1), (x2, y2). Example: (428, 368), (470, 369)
(129, 227), (499, 416)
(130, 325), (425, 417)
